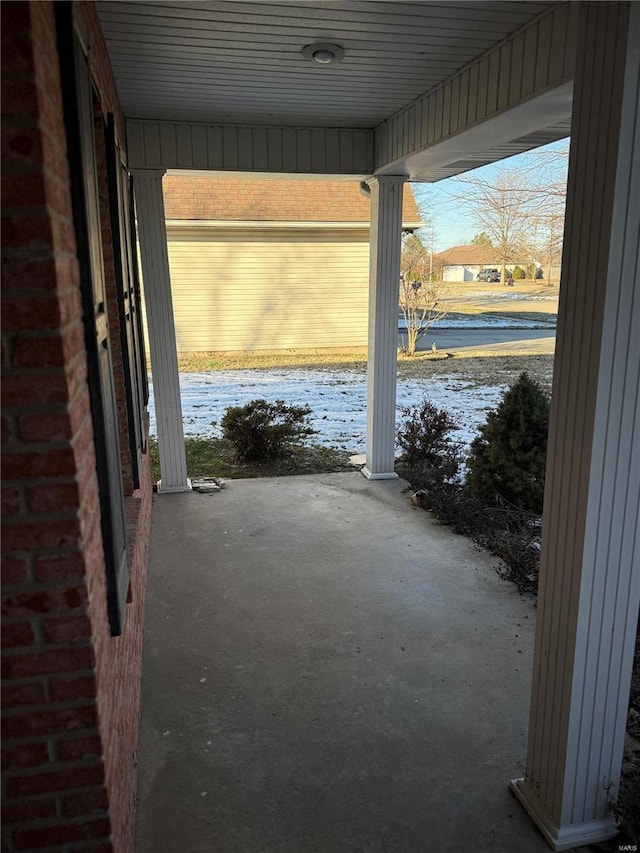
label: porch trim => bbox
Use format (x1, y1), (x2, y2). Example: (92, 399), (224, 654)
(133, 168), (190, 493)
(509, 779), (617, 852)
(374, 2), (577, 175)
(364, 175), (405, 479)
(127, 120), (373, 175)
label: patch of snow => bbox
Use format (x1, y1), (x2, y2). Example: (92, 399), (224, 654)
(471, 292), (557, 301)
(149, 368), (506, 453)
(398, 313), (554, 330)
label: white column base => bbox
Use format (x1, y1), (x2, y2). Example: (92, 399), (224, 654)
(157, 478), (192, 494)
(510, 779), (618, 852)
(362, 467), (398, 480)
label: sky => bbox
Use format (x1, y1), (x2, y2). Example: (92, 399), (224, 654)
(409, 138), (570, 252)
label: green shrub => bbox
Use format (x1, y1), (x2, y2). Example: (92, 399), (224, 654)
(221, 399), (315, 462)
(513, 265), (526, 279)
(396, 399), (463, 489)
(466, 372), (550, 514)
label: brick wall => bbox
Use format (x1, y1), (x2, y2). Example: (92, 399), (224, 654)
(1, 3), (152, 851)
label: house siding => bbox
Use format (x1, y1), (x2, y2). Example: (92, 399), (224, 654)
(1, 3), (151, 851)
(162, 226), (371, 352)
(157, 177), (422, 353)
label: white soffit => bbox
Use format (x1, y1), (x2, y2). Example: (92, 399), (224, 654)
(97, 0), (555, 128)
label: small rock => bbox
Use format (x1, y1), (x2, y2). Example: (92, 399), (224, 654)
(411, 490), (429, 509)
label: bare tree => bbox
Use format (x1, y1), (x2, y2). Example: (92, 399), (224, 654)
(399, 234), (447, 356)
(450, 145), (569, 284)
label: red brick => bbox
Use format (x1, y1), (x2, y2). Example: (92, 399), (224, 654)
(68, 385), (91, 434)
(1, 125), (43, 166)
(1, 413), (14, 443)
(1, 797), (57, 825)
(61, 786), (108, 817)
(1, 254), (59, 293)
(1, 484), (22, 516)
(17, 410), (73, 443)
(42, 614), (92, 645)
(50, 674), (96, 703)
(1, 620), (35, 648)
(12, 334), (65, 368)
(34, 552), (84, 583)
(2, 704), (97, 740)
(1, 555), (29, 585)
(1, 740), (49, 770)
(1, 212), (55, 253)
(5, 761), (105, 798)
(12, 817), (111, 849)
(0, 447), (76, 479)
(1, 680), (46, 709)
(1, 79), (40, 119)
(1, 372), (70, 407)
(27, 482), (80, 514)
(1, 646), (94, 679)
(1, 170), (47, 207)
(1, 518), (81, 552)
(56, 733), (102, 763)
(2, 585), (87, 619)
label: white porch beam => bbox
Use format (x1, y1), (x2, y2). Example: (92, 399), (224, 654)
(127, 121), (373, 176)
(511, 3), (639, 850)
(133, 168), (190, 494)
(363, 176), (405, 480)
(374, 2), (577, 181)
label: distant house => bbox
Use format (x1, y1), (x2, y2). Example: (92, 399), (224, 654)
(435, 244), (531, 281)
(160, 173), (422, 352)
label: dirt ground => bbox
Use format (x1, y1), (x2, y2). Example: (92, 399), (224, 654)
(398, 353), (555, 393)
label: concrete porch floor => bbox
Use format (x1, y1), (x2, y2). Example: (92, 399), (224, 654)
(135, 472), (553, 853)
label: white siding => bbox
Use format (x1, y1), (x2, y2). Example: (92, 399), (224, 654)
(145, 226), (370, 352)
(512, 4), (640, 848)
(374, 2), (577, 174)
(127, 120), (373, 176)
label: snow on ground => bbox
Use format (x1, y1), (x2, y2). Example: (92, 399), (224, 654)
(399, 313), (554, 330)
(469, 292), (557, 301)
(149, 368), (506, 454)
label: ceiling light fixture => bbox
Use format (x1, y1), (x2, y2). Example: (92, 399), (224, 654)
(302, 43), (344, 65)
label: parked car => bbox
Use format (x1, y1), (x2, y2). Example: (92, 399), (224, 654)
(477, 268), (500, 282)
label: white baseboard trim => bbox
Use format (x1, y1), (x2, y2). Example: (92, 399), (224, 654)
(157, 478), (192, 494)
(510, 778), (618, 851)
(362, 467), (398, 480)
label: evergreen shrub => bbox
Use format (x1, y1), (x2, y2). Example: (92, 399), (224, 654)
(466, 372), (550, 514)
(221, 399), (315, 462)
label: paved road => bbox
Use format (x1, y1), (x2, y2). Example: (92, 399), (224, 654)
(402, 327), (556, 352)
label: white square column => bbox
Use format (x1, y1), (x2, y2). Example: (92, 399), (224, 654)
(364, 176), (405, 480)
(511, 3), (640, 849)
(133, 169), (190, 493)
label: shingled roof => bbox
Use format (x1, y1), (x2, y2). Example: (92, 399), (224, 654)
(433, 244), (496, 265)
(162, 173), (422, 226)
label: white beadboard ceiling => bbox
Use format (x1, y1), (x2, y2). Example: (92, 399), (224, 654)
(97, 0), (555, 129)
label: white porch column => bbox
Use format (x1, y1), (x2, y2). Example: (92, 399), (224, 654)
(364, 176), (405, 480)
(133, 169), (190, 493)
(511, 3), (639, 850)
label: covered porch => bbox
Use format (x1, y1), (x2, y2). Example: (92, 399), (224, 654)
(136, 473), (550, 853)
(105, 2), (639, 849)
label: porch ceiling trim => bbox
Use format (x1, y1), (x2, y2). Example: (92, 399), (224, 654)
(374, 1), (576, 179)
(126, 121), (373, 175)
